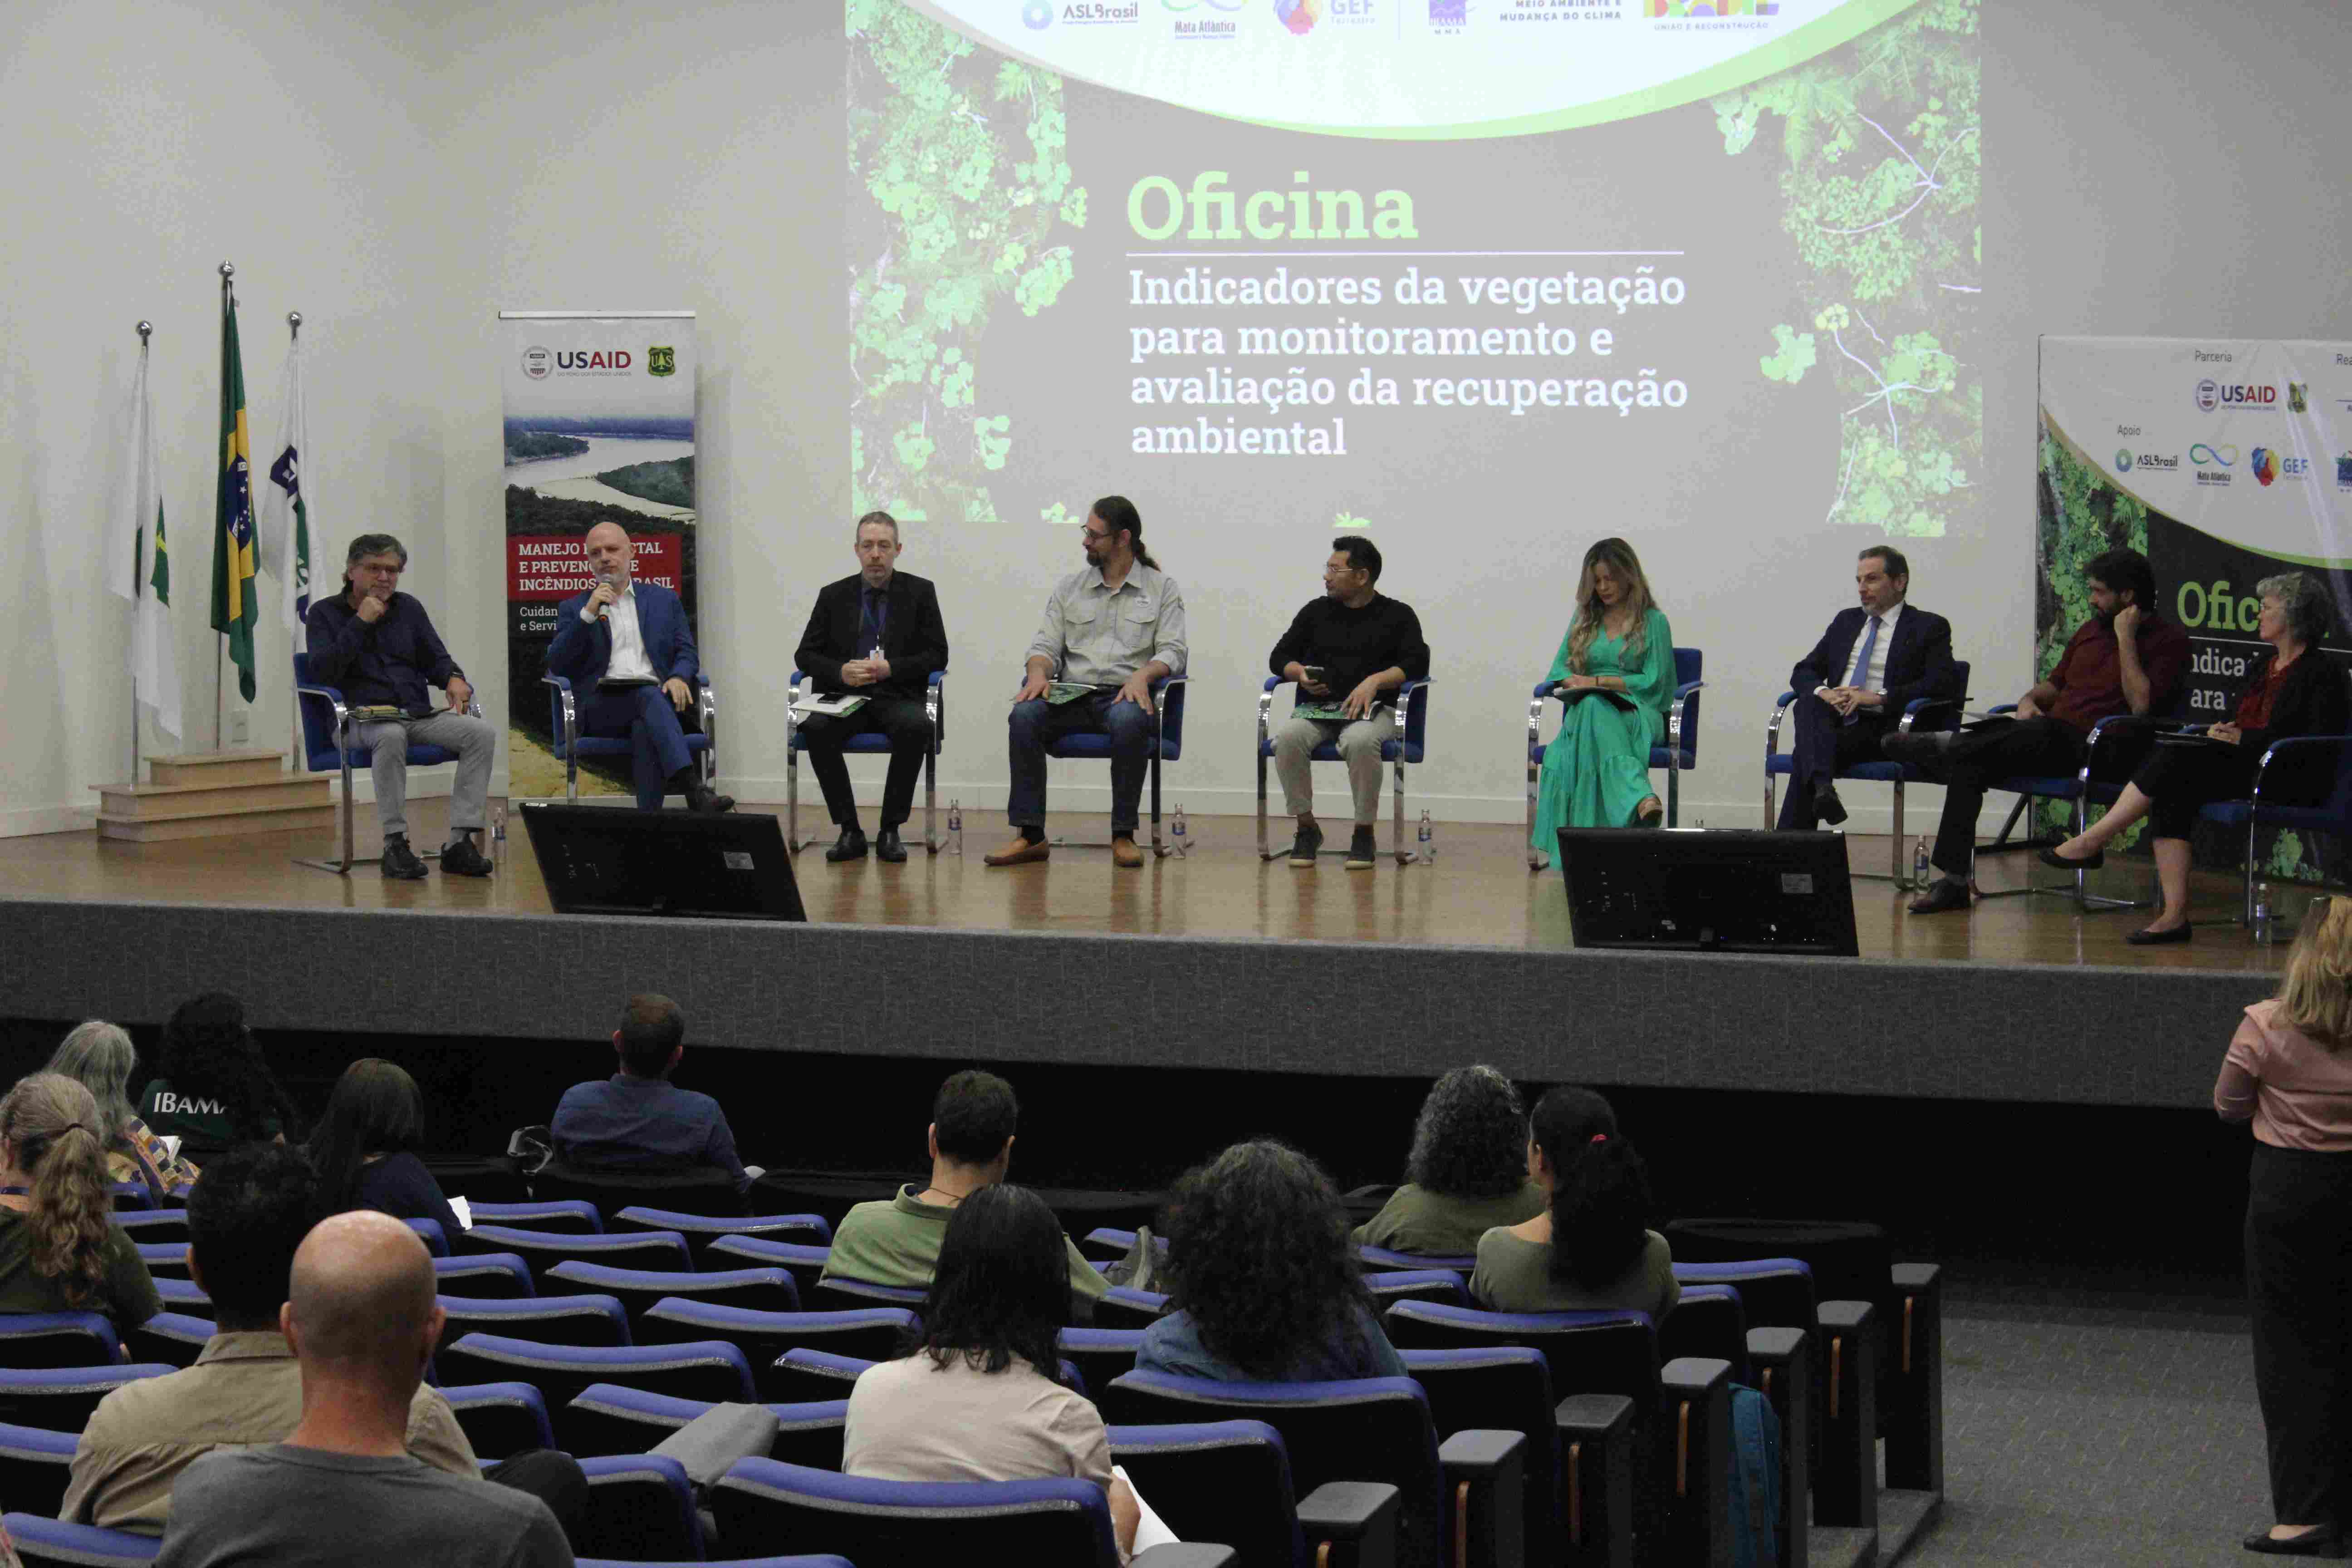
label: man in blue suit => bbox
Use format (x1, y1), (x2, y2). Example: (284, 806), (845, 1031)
(1777, 546), (1960, 830)
(545, 521), (732, 813)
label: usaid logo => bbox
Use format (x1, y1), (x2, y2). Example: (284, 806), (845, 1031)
(2196, 379), (2278, 412)
(522, 345), (553, 381)
(2195, 378), (2219, 412)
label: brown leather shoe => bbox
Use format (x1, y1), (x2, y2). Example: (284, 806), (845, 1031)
(1112, 836), (1146, 868)
(983, 834), (1051, 867)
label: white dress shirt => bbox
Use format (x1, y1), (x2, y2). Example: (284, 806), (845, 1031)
(583, 580), (657, 682)
(1842, 601), (1905, 692)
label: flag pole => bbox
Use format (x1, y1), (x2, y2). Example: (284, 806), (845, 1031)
(285, 309), (303, 774)
(134, 320), (152, 785)
(215, 262), (234, 752)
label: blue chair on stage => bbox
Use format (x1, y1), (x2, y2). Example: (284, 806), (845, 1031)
(2197, 733), (2352, 926)
(783, 669), (947, 854)
(1762, 660), (1972, 889)
(1254, 676), (1434, 864)
(541, 673), (717, 806)
(293, 651), (484, 874)
(1043, 676), (1190, 858)
(1526, 647), (1705, 866)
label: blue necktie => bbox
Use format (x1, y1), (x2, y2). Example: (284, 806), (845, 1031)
(858, 589), (887, 655)
(1842, 614), (1881, 724)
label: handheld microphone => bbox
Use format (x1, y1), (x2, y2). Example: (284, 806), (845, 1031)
(592, 566), (615, 620)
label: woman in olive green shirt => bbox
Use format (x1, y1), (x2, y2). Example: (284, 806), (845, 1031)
(1470, 1085), (1677, 1322)
(0, 1073), (162, 1332)
(1353, 1066), (1547, 1257)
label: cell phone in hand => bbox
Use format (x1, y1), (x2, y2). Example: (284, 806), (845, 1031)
(1301, 666), (1327, 686)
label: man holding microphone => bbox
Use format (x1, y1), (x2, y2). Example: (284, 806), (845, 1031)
(547, 520), (731, 813)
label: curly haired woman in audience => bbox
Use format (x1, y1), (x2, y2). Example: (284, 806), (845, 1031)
(843, 1182), (1146, 1561)
(0, 1073), (162, 1331)
(1353, 1066), (1545, 1256)
(2219, 897), (2352, 1557)
(1471, 1086), (1677, 1320)
(1141, 1138), (1407, 1382)
(308, 1059), (463, 1238)
(139, 992), (300, 1157)
(45, 1020), (200, 1200)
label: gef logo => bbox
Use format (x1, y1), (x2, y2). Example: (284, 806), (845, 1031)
(647, 346), (676, 377)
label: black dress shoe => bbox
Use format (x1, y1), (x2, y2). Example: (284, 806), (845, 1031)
(684, 781), (736, 814)
(1907, 877), (1971, 915)
(380, 836), (428, 880)
(1813, 780), (1849, 826)
(875, 827), (908, 863)
(440, 833), (494, 877)
(825, 828), (869, 862)
(2242, 1525), (2345, 1556)
(2127, 923), (2193, 946)
(2038, 844), (2104, 872)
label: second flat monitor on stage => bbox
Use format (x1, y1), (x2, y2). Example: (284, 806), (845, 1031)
(1555, 828), (1859, 957)
(521, 803), (806, 922)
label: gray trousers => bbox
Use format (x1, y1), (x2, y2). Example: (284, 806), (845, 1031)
(356, 710), (495, 840)
(1273, 708), (1388, 823)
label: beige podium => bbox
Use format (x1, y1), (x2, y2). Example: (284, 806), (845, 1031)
(93, 750), (330, 843)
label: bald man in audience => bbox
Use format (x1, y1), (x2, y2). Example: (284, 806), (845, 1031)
(155, 1212), (576, 1568)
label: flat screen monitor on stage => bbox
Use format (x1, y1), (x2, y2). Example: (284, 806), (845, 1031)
(1555, 829), (1858, 958)
(520, 804), (807, 923)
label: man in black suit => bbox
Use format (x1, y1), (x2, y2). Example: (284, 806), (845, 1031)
(1776, 545), (1960, 830)
(792, 511), (950, 862)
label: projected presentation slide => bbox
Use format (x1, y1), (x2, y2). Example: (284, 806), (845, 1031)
(848, 0), (1979, 558)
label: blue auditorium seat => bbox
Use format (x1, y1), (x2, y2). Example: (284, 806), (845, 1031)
(1254, 675), (1435, 863)
(432, 1252), (535, 1298)
(544, 1261), (797, 1324)
(578, 1452), (704, 1563)
(451, 1225), (691, 1281)
(0, 1312), (122, 1368)
(437, 1292), (631, 1348)
(559, 1382), (849, 1469)
(433, 1334), (753, 1414)
(125, 1312), (215, 1369)
(0, 1420), (79, 1520)
(466, 1199), (603, 1234)
(712, 1460), (1126, 1566)
(612, 1207), (831, 1264)
(0, 1514), (161, 1567)
(0, 1365), (174, 1432)
(440, 1381), (555, 1460)
(637, 1304), (912, 1397)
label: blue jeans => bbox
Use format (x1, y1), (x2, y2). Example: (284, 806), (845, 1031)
(578, 683), (701, 809)
(1006, 688), (1154, 833)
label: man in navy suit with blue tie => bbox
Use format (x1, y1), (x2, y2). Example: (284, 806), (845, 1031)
(1776, 546), (1959, 830)
(546, 521), (732, 813)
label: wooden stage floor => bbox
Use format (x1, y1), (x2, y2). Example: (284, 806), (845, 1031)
(0, 798), (2292, 975)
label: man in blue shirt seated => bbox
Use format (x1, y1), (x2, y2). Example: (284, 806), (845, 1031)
(304, 533), (495, 881)
(549, 994), (753, 1192)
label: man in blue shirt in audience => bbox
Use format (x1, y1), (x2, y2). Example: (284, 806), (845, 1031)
(549, 994), (755, 1192)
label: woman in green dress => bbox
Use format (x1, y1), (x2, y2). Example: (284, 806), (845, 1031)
(1531, 538), (1674, 853)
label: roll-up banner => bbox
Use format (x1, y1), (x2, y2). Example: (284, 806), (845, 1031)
(500, 313), (697, 799)
(2036, 335), (2352, 865)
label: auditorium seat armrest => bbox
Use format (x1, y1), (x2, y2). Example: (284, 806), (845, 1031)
(1746, 1326), (1804, 1361)
(1436, 1426), (1523, 1474)
(1297, 1480), (1402, 1568)
(1744, 1327), (1813, 1566)
(1813, 1300), (1880, 1532)
(1439, 1429), (1527, 1568)
(1132, 1546), (1239, 1568)
(1554, 1395), (1636, 1568)
(1887, 1264), (1945, 1494)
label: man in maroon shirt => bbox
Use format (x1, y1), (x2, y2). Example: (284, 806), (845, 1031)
(1885, 549), (2190, 913)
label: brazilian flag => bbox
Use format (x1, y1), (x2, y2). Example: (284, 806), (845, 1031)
(210, 290), (258, 702)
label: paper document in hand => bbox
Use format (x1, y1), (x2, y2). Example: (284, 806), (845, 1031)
(1046, 682), (1096, 706)
(446, 1196), (474, 1231)
(1293, 701), (1352, 721)
(792, 693), (870, 717)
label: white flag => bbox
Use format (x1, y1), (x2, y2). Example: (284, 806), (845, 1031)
(118, 354), (183, 740)
(258, 334), (313, 639)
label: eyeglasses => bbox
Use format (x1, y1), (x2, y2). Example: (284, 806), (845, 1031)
(1082, 529), (1113, 542)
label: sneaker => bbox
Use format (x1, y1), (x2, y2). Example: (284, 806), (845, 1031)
(1286, 821), (1324, 866)
(381, 836), (428, 880)
(1345, 826), (1379, 870)
(440, 833), (493, 877)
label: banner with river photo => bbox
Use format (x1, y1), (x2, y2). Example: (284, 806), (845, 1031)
(500, 314), (698, 798)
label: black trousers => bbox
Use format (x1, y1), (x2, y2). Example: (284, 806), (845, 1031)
(487, 1448), (590, 1547)
(1776, 699), (1892, 830)
(796, 696), (931, 829)
(2246, 1142), (2352, 1525)
(2132, 740), (2259, 841)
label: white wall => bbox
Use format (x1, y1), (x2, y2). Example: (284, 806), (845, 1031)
(5, 0), (2350, 836)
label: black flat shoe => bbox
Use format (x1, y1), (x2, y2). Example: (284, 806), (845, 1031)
(1813, 781), (1849, 827)
(2127, 923), (2193, 946)
(875, 828), (907, 863)
(825, 829), (869, 863)
(2038, 844), (2104, 872)
(2242, 1524), (2346, 1556)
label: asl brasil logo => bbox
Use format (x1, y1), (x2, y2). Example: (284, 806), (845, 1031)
(2114, 449), (2133, 474)
(1274, 0), (1320, 31)
(1024, 0), (1052, 26)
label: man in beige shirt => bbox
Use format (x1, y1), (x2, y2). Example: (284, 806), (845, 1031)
(62, 1145), (485, 1534)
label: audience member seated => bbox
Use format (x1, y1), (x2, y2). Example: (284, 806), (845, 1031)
(826, 1071), (1108, 1311)
(1352, 1066), (1545, 1255)
(1139, 1139), (1407, 1382)
(1470, 1087), (1677, 1320)
(152, 1211), (576, 1568)
(308, 1059), (463, 1238)
(139, 993), (300, 1158)
(549, 994), (750, 1192)
(0, 1073), (161, 1332)
(843, 1182), (1145, 1562)
(45, 1019), (201, 1198)
(63, 1144), (479, 1532)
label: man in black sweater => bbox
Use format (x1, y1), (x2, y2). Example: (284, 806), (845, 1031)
(1266, 535), (1431, 869)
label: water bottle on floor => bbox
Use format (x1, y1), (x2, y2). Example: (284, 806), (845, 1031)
(1171, 803), (1189, 857)
(490, 804), (508, 867)
(2254, 881), (2274, 945)
(1911, 834), (1931, 889)
(947, 798), (963, 857)
(1417, 809), (1436, 864)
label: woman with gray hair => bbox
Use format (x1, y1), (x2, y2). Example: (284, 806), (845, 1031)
(2047, 571), (2348, 943)
(45, 1021), (200, 1199)
(1352, 1066), (1546, 1256)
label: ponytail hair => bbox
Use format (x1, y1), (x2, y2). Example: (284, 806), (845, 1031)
(0, 1073), (117, 1307)
(1091, 495), (1159, 571)
(1529, 1085), (1654, 1291)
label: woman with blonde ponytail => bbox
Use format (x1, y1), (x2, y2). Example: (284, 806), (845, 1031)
(2219, 897), (2352, 1556)
(0, 1073), (162, 1328)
